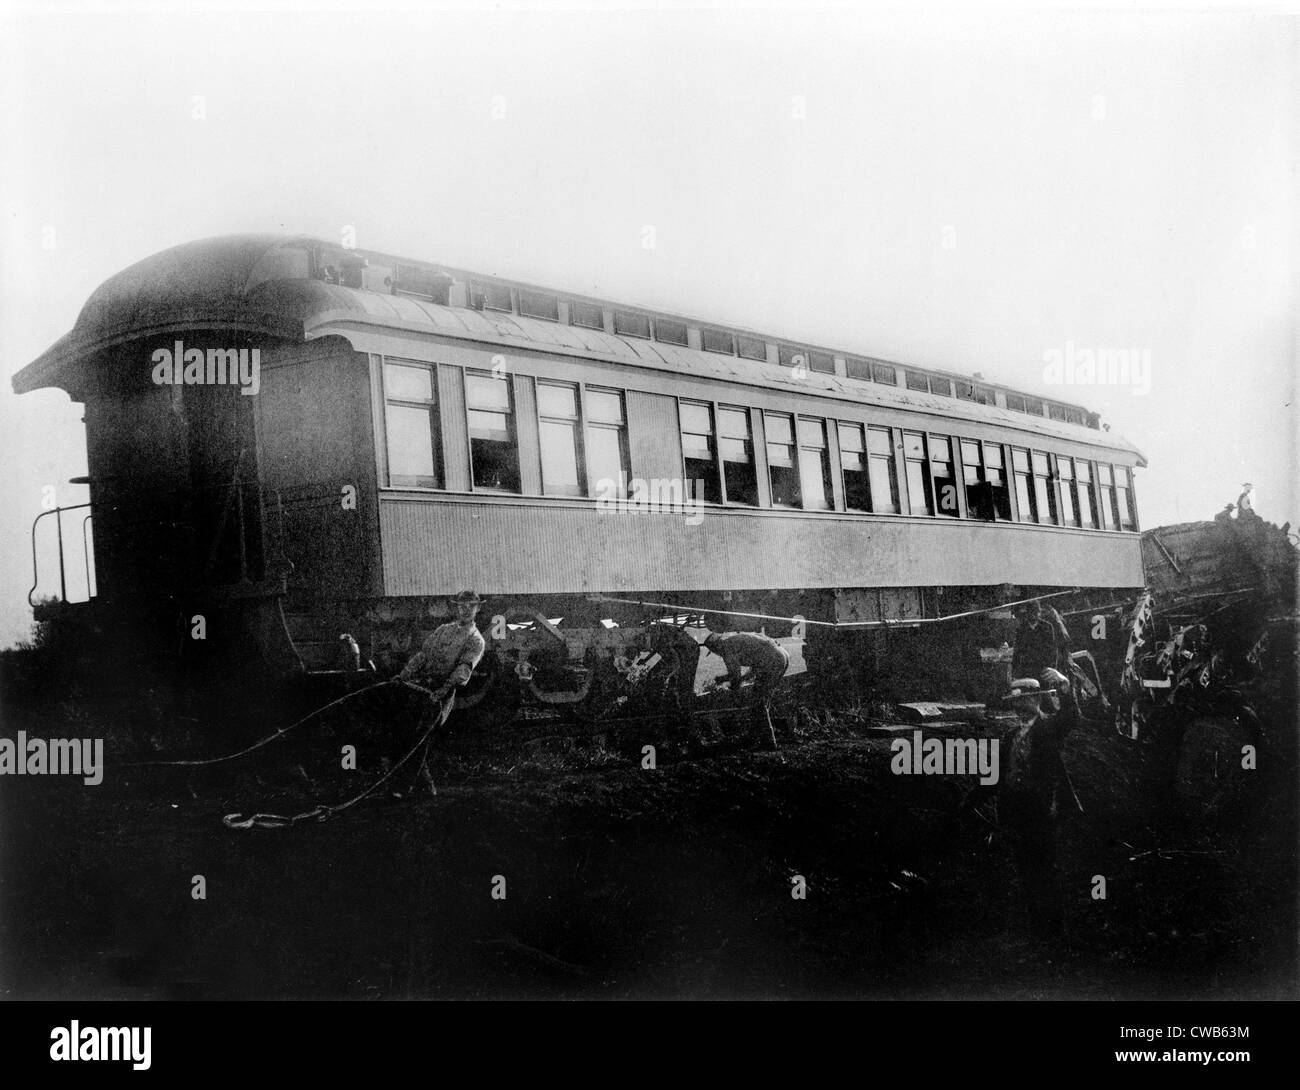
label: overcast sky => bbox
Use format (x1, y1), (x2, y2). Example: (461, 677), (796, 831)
(0, 2), (1295, 649)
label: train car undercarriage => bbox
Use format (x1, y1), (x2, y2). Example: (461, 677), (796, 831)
(262, 581), (1145, 729)
(26, 574), (1146, 735)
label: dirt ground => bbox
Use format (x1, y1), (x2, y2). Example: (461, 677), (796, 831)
(2, 669), (1295, 1001)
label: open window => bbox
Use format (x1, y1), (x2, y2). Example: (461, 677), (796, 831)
(718, 406), (758, 506)
(960, 440), (1011, 521)
(465, 371), (520, 492)
(765, 413), (802, 508)
(680, 401), (721, 504)
(840, 423), (900, 513)
(838, 422), (870, 512)
(930, 435), (959, 516)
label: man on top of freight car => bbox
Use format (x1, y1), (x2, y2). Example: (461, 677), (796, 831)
(1236, 483), (1258, 520)
(702, 631), (789, 752)
(398, 590), (486, 793)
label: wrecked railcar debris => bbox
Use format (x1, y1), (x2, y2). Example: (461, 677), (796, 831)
(1112, 518), (1299, 744)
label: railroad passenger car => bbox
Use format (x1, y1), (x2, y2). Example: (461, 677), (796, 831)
(14, 235), (1147, 712)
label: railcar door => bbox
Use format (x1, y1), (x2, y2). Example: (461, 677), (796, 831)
(184, 380), (264, 586)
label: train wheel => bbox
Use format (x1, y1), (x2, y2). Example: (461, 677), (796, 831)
(567, 658), (626, 726)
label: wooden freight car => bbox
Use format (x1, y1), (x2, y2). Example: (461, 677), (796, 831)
(14, 235), (1146, 712)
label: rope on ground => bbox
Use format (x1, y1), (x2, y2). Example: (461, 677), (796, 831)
(222, 708), (442, 830)
(126, 679), (407, 768)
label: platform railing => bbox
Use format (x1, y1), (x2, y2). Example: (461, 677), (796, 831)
(27, 503), (94, 607)
(25, 476), (360, 610)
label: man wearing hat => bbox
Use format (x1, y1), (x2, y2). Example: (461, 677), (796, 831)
(702, 630), (789, 751)
(398, 590), (486, 792)
(999, 668), (1082, 940)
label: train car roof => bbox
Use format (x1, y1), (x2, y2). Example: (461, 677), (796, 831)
(12, 234), (1146, 464)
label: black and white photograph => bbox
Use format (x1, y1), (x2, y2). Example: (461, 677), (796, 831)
(0, 0), (1295, 1052)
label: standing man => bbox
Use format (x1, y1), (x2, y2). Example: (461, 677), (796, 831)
(999, 669), (1081, 941)
(1012, 598), (1072, 680)
(398, 590), (486, 793)
(702, 630), (790, 751)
